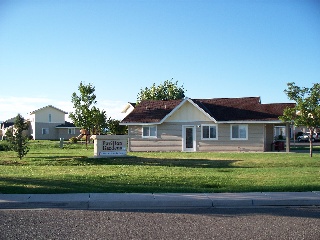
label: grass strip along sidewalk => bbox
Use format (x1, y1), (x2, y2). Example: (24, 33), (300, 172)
(0, 141), (319, 194)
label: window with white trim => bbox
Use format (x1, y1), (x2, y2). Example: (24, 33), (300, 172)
(42, 128), (49, 135)
(142, 126), (157, 138)
(68, 128), (75, 134)
(231, 124), (248, 140)
(201, 124), (218, 140)
(49, 114), (52, 123)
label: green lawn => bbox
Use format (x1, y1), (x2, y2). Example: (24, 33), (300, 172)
(0, 140), (319, 194)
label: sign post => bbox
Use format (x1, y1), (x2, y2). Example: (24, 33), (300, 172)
(90, 135), (128, 157)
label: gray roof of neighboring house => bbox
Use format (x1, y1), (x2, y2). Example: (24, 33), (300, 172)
(1, 121), (14, 129)
(55, 121), (78, 128)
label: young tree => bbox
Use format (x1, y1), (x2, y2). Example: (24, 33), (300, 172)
(69, 82), (107, 147)
(107, 118), (128, 135)
(279, 82), (320, 157)
(137, 79), (185, 103)
(91, 106), (108, 135)
(5, 114), (29, 160)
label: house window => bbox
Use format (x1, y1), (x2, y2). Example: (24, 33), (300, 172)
(68, 128), (75, 134)
(42, 128), (49, 135)
(231, 124), (248, 140)
(202, 124), (218, 140)
(49, 114), (52, 123)
(142, 126), (157, 138)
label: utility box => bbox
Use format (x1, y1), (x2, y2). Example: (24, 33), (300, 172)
(273, 141), (285, 151)
(59, 138), (64, 148)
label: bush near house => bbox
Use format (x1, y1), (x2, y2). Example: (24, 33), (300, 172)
(0, 141), (11, 151)
(69, 137), (78, 144)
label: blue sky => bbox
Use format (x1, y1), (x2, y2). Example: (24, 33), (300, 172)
(0, 0), (319, 121)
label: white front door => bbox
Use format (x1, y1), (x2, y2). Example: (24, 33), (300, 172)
(182, 125), (196, 152)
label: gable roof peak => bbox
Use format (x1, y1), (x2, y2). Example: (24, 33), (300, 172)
(30, 105), (68, 114)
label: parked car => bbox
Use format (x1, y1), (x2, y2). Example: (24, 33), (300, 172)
(297, 132), (319, 142)
(295, 131), (304, 139)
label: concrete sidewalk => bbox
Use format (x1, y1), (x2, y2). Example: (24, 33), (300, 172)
(0, 192), (320, 210)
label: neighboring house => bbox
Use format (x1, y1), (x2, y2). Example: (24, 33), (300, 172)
(28, 105), (80, 140)
(0, 117), (31, 140)
(0, 117), (15, 140)
(120, 102), (136, 119)
(120, 97), (295, 152)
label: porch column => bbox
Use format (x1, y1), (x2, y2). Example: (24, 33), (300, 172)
(286, 123), (290, 152)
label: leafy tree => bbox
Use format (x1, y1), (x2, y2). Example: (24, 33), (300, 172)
(279, 82), (320, 157)
(5, 114), (29, 160)
(137, 79), (185, 103)
(91, 106), (108, 135)
(107, 118), (128, 135)
(69, 82), (107, 147)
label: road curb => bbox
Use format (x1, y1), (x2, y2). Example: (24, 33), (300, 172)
(1, 192), (320, 210)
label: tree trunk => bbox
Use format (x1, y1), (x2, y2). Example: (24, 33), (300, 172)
(309, 129), (313, 158)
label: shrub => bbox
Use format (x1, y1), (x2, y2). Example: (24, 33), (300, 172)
(69, 137), (78, 144)
(0, 141), (12, 151)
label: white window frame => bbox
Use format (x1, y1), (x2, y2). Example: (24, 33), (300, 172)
(68, 128), (76, 134)
(42, 128), (49, 135)
(142, 125), (157, 138)
(48, 114), (52, 123)
(230, 124), (248, 140)
(201, 124), (218, 140)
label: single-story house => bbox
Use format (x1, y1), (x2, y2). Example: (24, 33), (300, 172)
(120, 97), (295, 152)
(0, 105), (81, 140)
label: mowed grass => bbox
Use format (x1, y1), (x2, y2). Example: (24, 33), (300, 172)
(0, 140), (319, 194)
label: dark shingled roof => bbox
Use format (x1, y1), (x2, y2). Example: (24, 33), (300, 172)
(122, 99), (182, 123)
(121, 97), (295, 123)
(193, 97), (295, 121)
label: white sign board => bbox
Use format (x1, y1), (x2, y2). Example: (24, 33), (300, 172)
(91, 135), (128, 158)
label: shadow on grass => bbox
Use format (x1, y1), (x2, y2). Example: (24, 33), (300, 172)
(84, 156), (243, 168)
(8, 155), (244, 168)
(1, 175), (319, 195)
(0, 175), (219, 194)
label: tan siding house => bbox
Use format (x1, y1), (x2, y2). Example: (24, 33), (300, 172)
(28, 105), (80, 140)
(121, 97), (295, 152)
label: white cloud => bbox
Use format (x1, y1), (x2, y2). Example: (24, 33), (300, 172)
(0, 97), (128, 122)
(0, 97), (52, 121)
(98, 99), (129, 120)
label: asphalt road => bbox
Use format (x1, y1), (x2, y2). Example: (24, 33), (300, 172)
(1, 207), (319, 240)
